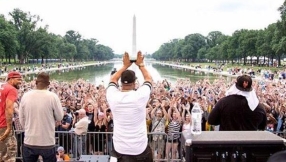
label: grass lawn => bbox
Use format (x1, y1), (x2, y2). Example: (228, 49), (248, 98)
(179, 62), (285, 72)
(1, 61), (97, 71)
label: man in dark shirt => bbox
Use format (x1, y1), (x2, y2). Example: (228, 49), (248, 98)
(57, 107), (72, 131)
(107, 109), (113, 155)
(208, 75), (267, 131)
(56, 107), (72, 153)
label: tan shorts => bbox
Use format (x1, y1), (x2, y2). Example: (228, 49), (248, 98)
(0, 128), (17, 162)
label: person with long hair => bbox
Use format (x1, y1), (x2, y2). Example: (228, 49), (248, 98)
(165, 101), (182, 160)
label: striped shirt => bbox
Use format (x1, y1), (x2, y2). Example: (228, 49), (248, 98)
(167, 120), (181, 140)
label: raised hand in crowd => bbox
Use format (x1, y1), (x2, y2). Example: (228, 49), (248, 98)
(155, 99), (161, 108)
(161, 99), (170, 110)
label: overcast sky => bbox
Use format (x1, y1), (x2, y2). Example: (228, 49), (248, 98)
(0, 0), (284, 54)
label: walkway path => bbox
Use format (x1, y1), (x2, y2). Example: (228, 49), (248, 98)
(0, 61), (115, 79)
(1, 60), (271, 82)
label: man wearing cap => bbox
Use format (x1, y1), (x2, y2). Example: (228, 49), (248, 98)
(0, 71), (22, 162)
(208, 75), (267, 131)
(57, 107), (72, 132)
(106, 51), (153, 162)
(19, 72), (63, 162)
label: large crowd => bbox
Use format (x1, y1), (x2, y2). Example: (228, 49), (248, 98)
(9, 65), (286, 161)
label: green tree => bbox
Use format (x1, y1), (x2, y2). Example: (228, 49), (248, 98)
(206, 31), (223, 48)
(0, 16), (18, 63)
(0, 43), (4, 59)
(173, 39), (184, 61)
(240, 30), (258, 65)
(85, 38), (98, 60)
(197, 47), (207, 60)
(9, 8), (44, 63)
(182, 33), (206, 61)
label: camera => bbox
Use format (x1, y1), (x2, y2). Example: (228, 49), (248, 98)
(74, 112), (79, 116)
(111, 68), (117, 75)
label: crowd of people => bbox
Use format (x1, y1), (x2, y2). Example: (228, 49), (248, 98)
(5, 69), (285, 161)
(0, 59), (285, 161)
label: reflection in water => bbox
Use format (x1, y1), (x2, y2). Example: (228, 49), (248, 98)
(151, 64), (222, 83)
(23, 63), (224, 86)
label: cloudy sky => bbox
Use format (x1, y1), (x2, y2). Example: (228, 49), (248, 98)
(0, 0), (284, 54)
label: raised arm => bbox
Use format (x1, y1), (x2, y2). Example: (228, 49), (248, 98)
(162, 102), (168, 121)
(151, 105), (158, 119)
(167, 107), (172, 121)
(93, 105), (98, 124)
(182, 106), (186, 122)
(135, 51), (152, 83)
(174, 105), (182, 122)
(110, 52), (132, 84)
(103, 108), (108, 125)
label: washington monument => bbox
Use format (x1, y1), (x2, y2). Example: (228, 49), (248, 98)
(132, 15), (136, 58)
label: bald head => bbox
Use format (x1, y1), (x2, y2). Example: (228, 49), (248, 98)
(78, 109), (86, 119)
(78, 109), (86, 114)
(36, 72), (50, 89)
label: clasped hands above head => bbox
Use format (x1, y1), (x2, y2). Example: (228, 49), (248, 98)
(122, 51), (144, 67)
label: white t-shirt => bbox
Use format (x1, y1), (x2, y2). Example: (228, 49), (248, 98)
(106, 82), (151, 155)
(183, 123), (191, 131)
(74, 116), (89, 135)
(19, 90), (63, 146)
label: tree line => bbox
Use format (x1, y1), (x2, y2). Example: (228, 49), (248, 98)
(0, 9), (114, 64)
(152, 1), (286, 66)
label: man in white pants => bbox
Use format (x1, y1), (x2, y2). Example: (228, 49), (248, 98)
(106, 51), (153, 162)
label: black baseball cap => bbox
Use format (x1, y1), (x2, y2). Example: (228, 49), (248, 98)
(121, 70), (136, 84)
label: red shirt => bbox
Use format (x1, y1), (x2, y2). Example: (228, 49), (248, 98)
(0, 83), (18, 128)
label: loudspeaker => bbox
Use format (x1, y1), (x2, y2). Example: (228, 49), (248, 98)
(182, 131), (286, 162)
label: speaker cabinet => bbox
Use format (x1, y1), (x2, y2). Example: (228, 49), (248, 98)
(182, 131), (286, 162)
